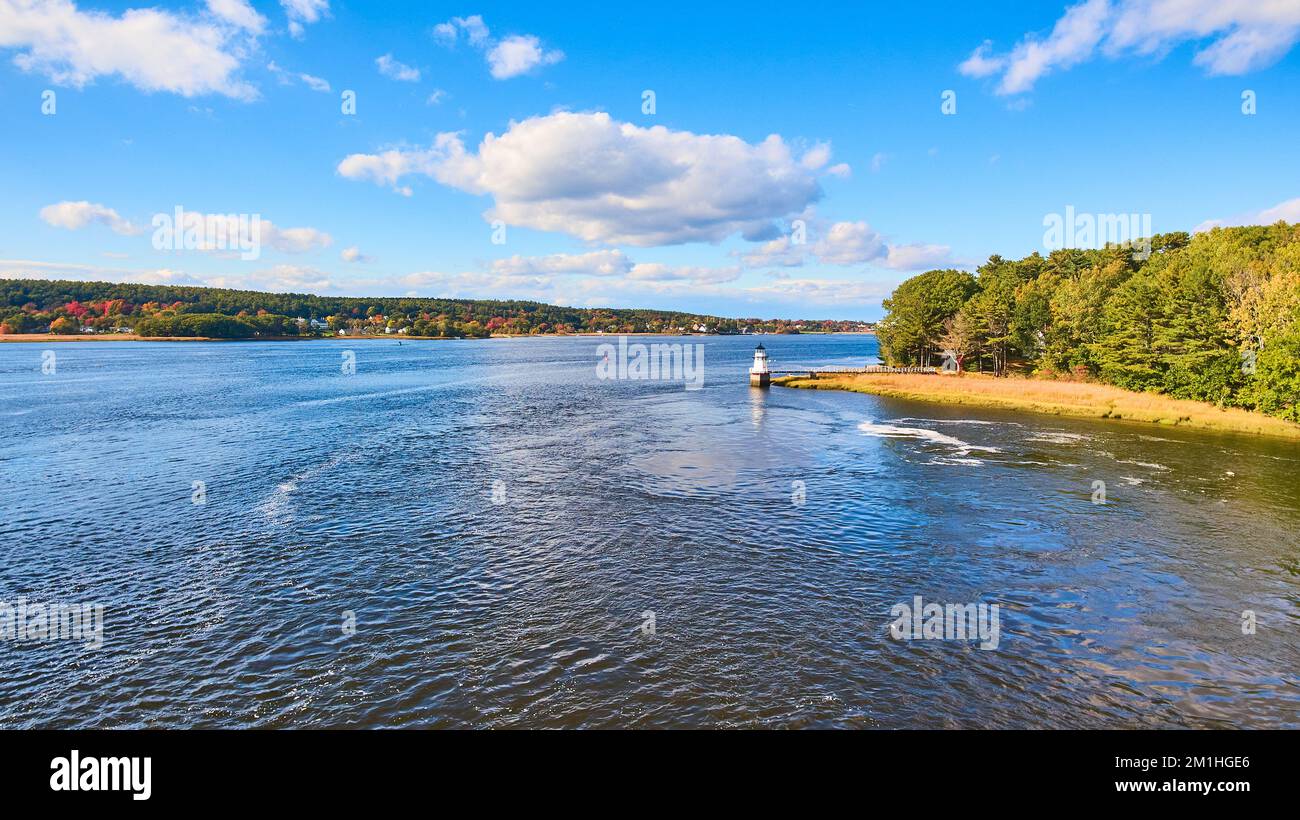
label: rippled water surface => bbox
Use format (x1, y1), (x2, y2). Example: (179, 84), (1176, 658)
(1, 335), (1297, 728)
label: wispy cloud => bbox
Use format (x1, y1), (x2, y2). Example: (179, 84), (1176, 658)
(961, 0), (1300, 95)
(376, 53), (420, 82)
(1194, 196), (1300, 233)
(281, 0), (329, 39)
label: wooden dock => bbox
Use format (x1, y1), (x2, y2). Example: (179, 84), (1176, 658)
(771, 366), (939, 378)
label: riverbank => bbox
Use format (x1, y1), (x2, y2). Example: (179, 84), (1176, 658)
(773, 371), (1300, 440)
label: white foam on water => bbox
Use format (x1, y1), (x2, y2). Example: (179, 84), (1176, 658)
(1027, 431), (1092, 444)
(897, 417), (1022, 427)
(928, 456), (986, 467)
(256, 452), (354, 525)
(1117, 458), (1170, 471)
(858, 420), (1000, 458)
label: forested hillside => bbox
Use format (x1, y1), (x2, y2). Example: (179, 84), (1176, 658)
(876, 223), (1300, 421)
(0, 279), (869, 338)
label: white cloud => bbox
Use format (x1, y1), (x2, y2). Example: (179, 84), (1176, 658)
(433, 15), (562, 79)
(433, 15), (490, 48)
(340, 246), (372, 263)
(298, 72), (330, 92)
(881, 242), (959, 271)
(207, 263), (337, 292)
(0, 257), (204, 285)
(739, 235), (807, 268)
(39, 201), (141, 235)
(490, 250), (632, 277)
(0, 0), (259, 99)
(869, 152), (888, 173)
(739, 220), (959, 272)
(337, 112), (839, 246)
(627, 263), (741, 284)
(263, 222), (332, 253)
(426, 88), (448, 105)
(376, 53), (420, 82)
(812, 221), (887, 266)
(205, 0), (265, 34)
(40, 202), (333, 254)
(958, 40), (1006, 77)
(486, 34), (564, 79)
(281, 0), (328, 39)
(742, 276), (896, 306)
(963, 0), (1300, 95)
(267, 61), (330, 92)
(1194, 196), (1300, 232)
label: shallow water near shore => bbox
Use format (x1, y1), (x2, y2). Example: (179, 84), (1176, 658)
(1, 334), (1297, 728)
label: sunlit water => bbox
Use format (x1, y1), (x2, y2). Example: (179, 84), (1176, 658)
(1, 335), (1296, 728)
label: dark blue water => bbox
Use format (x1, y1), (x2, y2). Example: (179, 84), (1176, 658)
(1, 334), (1297, 727)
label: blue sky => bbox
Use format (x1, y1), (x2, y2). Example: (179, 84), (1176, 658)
(1, 0), (1298, 320)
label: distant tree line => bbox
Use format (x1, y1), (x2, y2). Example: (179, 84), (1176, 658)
(0, 279), (872, 338)
(876, 223), (1300, 421)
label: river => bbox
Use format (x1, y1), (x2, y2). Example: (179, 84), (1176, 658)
(1, 334), (1296, 727)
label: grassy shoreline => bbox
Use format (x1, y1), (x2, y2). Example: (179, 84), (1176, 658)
(773, 371), (1300, 440)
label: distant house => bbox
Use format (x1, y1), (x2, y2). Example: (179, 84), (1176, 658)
(337, 329), (348, 336)
(310, 319), (329, 330)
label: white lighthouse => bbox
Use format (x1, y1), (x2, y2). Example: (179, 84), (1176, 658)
(749, 343), (770, 387)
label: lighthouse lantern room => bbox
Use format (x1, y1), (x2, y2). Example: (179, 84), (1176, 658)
(749, 343), (771, 388)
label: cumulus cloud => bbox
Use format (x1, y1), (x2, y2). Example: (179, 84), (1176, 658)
(39, 201), (141, 235)
(281, 0), (329, 39)
(0, 0), (260, 99)
(1194, 196), (1300, 232)
(739, 220), (959, 272)
(337, 112), (840, 246)
(340, 246), (372, 263)
(812, 221), (887, 266)
(433, 14), (562, 78)
(961, 0), (1300, 95)
(489, 250), (632, 277)
(376, 53), (420, 82)
(486, 35), (564, 79)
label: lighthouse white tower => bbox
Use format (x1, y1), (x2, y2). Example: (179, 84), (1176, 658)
(749, 343), (770, 387)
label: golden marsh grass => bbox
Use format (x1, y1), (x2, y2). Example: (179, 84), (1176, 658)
(773, 372), (1300, 440)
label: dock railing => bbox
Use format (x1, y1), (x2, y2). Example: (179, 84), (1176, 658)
(771, 366), (939, 378)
